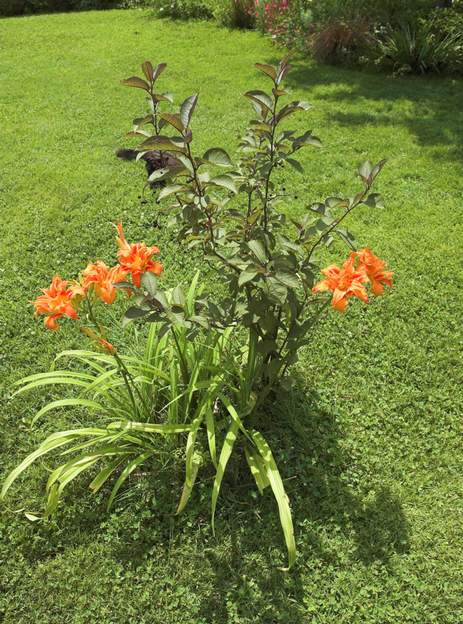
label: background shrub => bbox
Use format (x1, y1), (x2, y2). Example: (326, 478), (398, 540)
(308, 0), (438, 24)
(268, 0), (463, 75)
(215, 0), (256, 28)
(309, 17), (374, 65)
(427, 7), (463, 71)
(376, 15), (463, 74)
(1, 0), (25, 16)
(148, 0), (215, 20)
(2, 0), (462, 76)
(0, 0), (120, 16)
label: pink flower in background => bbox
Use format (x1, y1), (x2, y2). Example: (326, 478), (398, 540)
(255, 0), (290, 34)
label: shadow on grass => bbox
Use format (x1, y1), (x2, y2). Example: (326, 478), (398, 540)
(9, 383), (409, 621)
(185, 385), (409, 622)
(265, 56), (463, 165)
(277, 386), (410, 565)
(102, 383), (408, 621)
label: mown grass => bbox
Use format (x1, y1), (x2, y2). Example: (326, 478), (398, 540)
(0, 9), (462, 623)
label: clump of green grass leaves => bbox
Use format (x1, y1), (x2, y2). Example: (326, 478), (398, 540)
(2, 57), (392, 570)
(1, 275), (233, 521)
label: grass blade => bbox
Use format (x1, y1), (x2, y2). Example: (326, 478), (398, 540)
(176, 451), (200, 514)
(13, 377), (92, 397)
(251, 430), (296, 570)
(186, 270), (200, 316)
(89, 457), (128, 493)
(107, 421), (194, 434)
(219, 394), (250, 440)
(31, 398), (107, 425)
(0, 430), (103, 499)
(107, 451), (153, 510)
(244, 443), (269, 494)
(211, 418), (239, 534)
(176, 408), (205, 514)
(205, 406), (217, 468)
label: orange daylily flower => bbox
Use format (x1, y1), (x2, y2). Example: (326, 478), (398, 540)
(32, 275), (80, 330)
(312, 257), (369, 312)
(116, 223), (163, 288)
(355, 248), (393, 296)
(81, 261), (128, 305)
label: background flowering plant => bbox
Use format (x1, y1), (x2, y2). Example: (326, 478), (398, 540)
(2, 58), (392, 570)
(255, 0), (289, 34)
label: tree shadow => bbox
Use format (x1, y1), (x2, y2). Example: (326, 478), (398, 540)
(101, 381), (409, 622)
(265, 384), (409, 564)
(265, 56), (463, 166)
(9, 381), (409, 622)
(186, 383), (410, 622)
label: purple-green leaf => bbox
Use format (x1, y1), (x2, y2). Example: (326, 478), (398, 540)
(159, 112), (185, 134)
(121, 76), (150, 92)
(255, 63), (277, 82)
(152, 62), (167, 83)
(141, 61), (154, 82)
(180, 94), (198, 130)
(244, 90), (273, 114)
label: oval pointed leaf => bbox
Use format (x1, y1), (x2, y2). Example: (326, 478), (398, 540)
(255, 63), (277, 81)
(248, 239), (268, 264)
(244, 90), (273, 114)
(238, 267), (259, 287)
(121, 76), (150, 92)
(147, 167), (172, 182)
(209, 175), (237, 194)
(293, 131), (322, 149)
(141, 272), (158, 296)
(124, 306), (150, 320)
(152, 62), (167, 83)
(141, 61), (154, 82)
(159, 91), (174, 103)
(159, 112), (185, 134)
(370, 159), (387, 181)
(286, 157), (304, 173)
(180, 94), (198, 130)
(158, 184), (185, 200)
(138, 135), (186, 153)
(363, 193), (384, 209)
(203, 148), (232, 167)
(359, 160), (373, 182)
(276, 59), (293, 85)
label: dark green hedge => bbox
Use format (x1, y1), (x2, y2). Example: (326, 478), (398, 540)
(0, 0), (121, 17)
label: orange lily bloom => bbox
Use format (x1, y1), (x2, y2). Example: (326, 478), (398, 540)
(32, 275), (79, 330)
(355, 248), (393, 296)
(81, 261), (128, 305)
(116, 223), (163, 288)
(312, 257), (369, 312)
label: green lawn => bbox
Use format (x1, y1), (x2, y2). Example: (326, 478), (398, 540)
(1, 9), (463, 623)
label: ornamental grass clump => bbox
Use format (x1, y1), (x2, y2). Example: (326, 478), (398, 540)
(2, 58), (393, 570)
